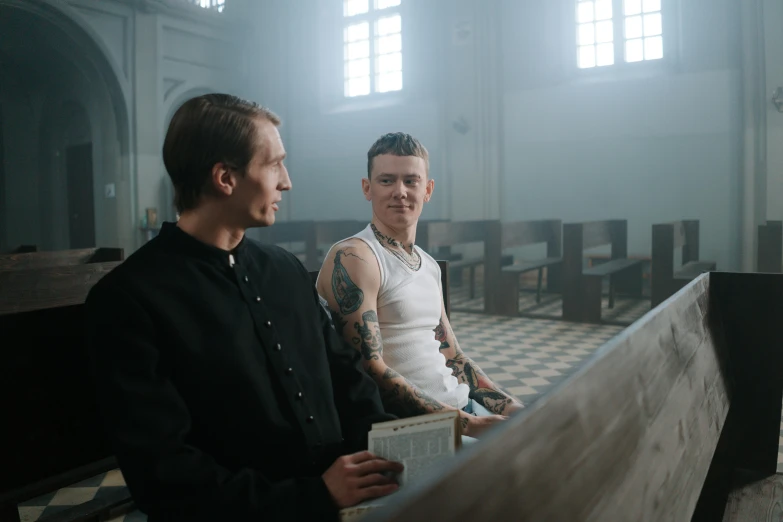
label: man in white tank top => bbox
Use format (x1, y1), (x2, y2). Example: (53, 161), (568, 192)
(317, 133), (523, 439)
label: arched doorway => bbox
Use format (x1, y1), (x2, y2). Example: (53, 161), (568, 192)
(0, 0), (130, 251)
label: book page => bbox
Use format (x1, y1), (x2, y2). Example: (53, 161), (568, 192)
(368, 420), (456, 487)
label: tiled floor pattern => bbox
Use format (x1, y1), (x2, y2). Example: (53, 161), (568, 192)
(15, 312), (783, 520)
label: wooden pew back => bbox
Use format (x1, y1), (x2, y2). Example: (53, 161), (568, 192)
(651, 220), (714, 307)
(757, 220), (782, 273)
(0, 247), (123, 271)
(417, 220), (502, 313)
(365, 272), (783, 522)
(0, 262), (122, 514)
(500, 219), (561, 252)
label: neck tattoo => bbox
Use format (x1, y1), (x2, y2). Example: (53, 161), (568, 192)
(370, 223), (421, 271)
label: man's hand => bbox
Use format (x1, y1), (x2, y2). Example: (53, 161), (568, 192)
(462, 413), (507, 439)
(322, 451), (405, 508)
(503, 403), (525, 416)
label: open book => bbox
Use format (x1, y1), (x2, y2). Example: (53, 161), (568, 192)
(339, 410), (462, 522)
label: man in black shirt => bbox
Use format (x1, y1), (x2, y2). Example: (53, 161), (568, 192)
(86, 94), (402, 522)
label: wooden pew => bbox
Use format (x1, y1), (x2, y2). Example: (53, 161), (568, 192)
(310, 260), (451, 319)
(562, 220), (643, 323)
(1, 245), (37, 254)
(0, 247), (124, 271)
(364, 272), (783, 522)
(757, 220), (782, 273)
(0, 262), (133, 522)
(494, 220), (562, 316)
(417, 220), (510, 313)
(651, 220), (715, 307)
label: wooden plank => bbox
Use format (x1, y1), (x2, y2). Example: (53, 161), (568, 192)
(722, 472), (783, 522)
(366, 274), (730, 522)
(501, 257), (561, 274)
(757, 221), (782, 273)
(500, 220), (560, 250)
(580, 220), (622, 251)
(583, 258), (641, 277)
(674, 260), (715, 280)
(424, 220), (499, 248)
(0, 262), (120, 315)
(0, 248), (123, 271)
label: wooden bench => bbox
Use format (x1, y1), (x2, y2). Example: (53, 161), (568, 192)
(651, 220), (716, 307)
(1, 245), (37, 254)
(494, 220), (562, 316)
(310, 260), (451, 319)
(757, 220), (782, 273)
(417, 220), (511, 313)
(0, 262), (133, 522)
(0, 247), (124, 271)
(562, 220), (644, 323)
(364, 271), (783, 522)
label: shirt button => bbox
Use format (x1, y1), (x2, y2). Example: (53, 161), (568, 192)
(275, 343), (282, 351)
(296, 392), (303, 400)
(244, 276), (249, 283)
(265, 320), (272, 327)
(285, 367), (293, 375)
(306, 416), (314, 423)
(255, 296), (261, 302)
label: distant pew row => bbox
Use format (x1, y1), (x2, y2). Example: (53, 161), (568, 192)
(0, 247), (132, 522)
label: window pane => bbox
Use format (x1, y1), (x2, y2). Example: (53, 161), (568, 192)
(595, 20), (613, 43)
(343, 0), (369, 17)
(345, 22), (370, 42)
(577, 1), (594, 23)
(377, 15), (401, 36)
(624, 0), (642, 15)
(643, 12), (662, 36)
(578, 23), (595, 45)
(377, 71), (402, 92)
(376, 0), (401, 8)
(643, 0), (661, 13)
(625, 38), (644, 62)
(596, 42), (614, 66)
(625, 15), (642, 39)
(578, 45), (596, 68)
(645, 35), (663, 59)
(377, 52), (402, 73)
(345, 58), (370, 78)
(345, 40), (370, 60)
(377, 33), (402, 54)
(595, 0), (612, 20)
(346, 77), (371, 97)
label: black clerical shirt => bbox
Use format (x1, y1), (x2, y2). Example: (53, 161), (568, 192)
(86, 222), (393, 522)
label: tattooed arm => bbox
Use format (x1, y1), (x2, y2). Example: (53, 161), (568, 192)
(434, 302), (524, 416)
(317, 240), (474, 425)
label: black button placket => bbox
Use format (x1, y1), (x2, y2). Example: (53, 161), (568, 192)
(231, 258), (324, 451)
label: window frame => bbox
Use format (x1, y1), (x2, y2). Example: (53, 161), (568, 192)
(570, 0), (678, 76)
(342, 0), (404, 99)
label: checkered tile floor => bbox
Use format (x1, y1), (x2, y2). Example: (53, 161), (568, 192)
(15, 312), (783, 520)
(450, 283), (652, 325)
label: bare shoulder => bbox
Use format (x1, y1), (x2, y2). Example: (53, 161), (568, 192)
(319, 238), (380, 294)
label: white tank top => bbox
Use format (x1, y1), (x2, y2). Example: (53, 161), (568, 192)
(331, 224), (470, 410)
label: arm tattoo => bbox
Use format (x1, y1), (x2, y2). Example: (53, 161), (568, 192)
(433, 318), (450, 350)
(332, 250), (365, 315)
(372, 366), (445, 417)
(354, 310), (382, 361)
(447, 352), (518, 415)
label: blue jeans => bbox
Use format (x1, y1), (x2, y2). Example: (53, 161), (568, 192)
(461, 399), (493, 445)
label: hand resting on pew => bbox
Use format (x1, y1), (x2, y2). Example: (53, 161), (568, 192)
(317, 237), (522, 439)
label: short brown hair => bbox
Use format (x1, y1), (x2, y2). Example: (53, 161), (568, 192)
(367, 132), (429, 179)
(163, 93), (280, 213)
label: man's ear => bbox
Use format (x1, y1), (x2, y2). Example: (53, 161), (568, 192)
(362, 177), (372, 201)
(211, 162), (238, 196)
(424, 178), (435, 202)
